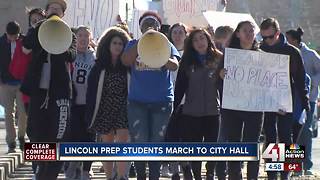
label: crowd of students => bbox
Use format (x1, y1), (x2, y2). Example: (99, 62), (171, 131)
(0, 0), (319, 180)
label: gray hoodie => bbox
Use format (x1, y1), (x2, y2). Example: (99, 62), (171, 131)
(300, 42), (320, 102)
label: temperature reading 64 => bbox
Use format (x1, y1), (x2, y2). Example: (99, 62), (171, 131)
(284, 163), (302, 172)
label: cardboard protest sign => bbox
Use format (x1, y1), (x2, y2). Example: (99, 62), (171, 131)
(63, 0), (119, 39)
(222, 48), (292, 112)
(162, 0), (224, 27)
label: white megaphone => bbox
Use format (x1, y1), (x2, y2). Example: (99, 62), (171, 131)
(137, 29), (171, 68)
(38, 15), (72, 54)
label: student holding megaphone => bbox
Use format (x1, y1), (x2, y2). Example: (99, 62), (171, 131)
(121, 11), (180, 180)
(20, 0), (76, 179)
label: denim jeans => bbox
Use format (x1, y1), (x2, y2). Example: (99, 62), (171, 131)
(128, 100), (172, 180)
(299, 101), (315, 170)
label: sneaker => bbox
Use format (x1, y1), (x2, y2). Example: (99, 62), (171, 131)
(129, 164), (136, 178)
(161, 163), (171, 177)
(291, 171), (302, 177)
(8, 142), (16, 153)
(99, 165), (104, 173)
(8, 147), (16, 153)
(65, 162), (81, 179)
(182, 165), (193, 180)
(18, 137), (25, 150)
(304, 170), (313, 176)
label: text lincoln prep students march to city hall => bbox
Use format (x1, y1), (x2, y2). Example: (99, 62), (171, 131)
(0, 0), (320, 180)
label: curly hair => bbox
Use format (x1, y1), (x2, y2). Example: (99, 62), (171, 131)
(115, 22), (130, 34)
(181, 28), (221, 67)
(96, 27), (131, 70)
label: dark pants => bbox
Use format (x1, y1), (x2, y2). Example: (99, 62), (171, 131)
(292, 122), (303, 143)
(223, 109), (263, 180)
(27, 90), (71, 180)
(215, 114), (227, 179)
(165, 105), (192, 177)
(180, 115), (220, 180)
(263, 112), (294, 180)
(70, 105), (95, 171)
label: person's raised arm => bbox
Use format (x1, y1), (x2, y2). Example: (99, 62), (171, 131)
(121, 40), (138, 66)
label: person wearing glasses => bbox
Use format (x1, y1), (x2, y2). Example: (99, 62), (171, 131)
(259, 18), (309, 180)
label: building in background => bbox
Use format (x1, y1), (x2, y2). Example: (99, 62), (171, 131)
(0, 0), (319, 49)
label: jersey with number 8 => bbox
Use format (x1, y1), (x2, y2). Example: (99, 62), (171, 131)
(72, 49), (96, 105)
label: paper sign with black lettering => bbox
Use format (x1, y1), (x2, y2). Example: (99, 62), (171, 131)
(222, 48), (292, 112)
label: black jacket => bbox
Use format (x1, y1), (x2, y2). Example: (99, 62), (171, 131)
(260, 33), (309, 111)
(20, 22), (76, 98)
(0, 33), (21, 83)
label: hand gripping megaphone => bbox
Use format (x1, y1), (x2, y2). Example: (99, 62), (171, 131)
(38, 15), (72, 54)
(137, 29), (171, 68)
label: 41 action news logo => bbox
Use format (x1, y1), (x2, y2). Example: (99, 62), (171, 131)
(262, 143), (305, 162)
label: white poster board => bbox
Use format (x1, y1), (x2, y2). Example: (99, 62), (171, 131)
(222, 48), (292, 112)
(203, 11), (260, 34)
(130, 9), (147, 39)
(63, 0), (119, 39)
(162, 0), (224, 27)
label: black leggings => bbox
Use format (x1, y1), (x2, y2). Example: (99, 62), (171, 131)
(70, 105), (96, 171)
(180, 115), (220, 180)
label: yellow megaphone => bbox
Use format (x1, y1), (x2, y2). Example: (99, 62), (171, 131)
(137, 29), (171, 68)
(38, 15), (72, 54)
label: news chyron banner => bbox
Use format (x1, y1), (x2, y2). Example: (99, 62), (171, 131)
(24, 143), (259, 161)
(262, 143), (305, 172)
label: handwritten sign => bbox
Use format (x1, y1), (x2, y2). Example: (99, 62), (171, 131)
(162, 0), (224, 27)
(63, 0), (119, 39)
(222, 48), (292, 112)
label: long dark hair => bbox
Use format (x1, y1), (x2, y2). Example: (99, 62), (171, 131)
(286, 27), (304, 44)
(229, 21), (259, 50)
(181, 28), (221, 67)
(96, 27), (131, 71)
